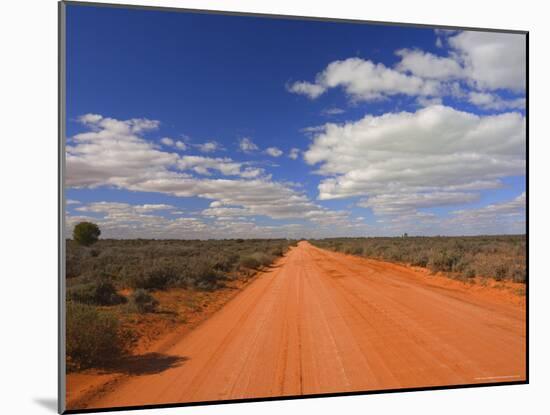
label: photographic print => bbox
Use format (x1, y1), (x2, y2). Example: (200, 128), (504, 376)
(60, 2), (527, 412)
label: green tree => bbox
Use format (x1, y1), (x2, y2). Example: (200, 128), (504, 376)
(73, 222), (101, 246)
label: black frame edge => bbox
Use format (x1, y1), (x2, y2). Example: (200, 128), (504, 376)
(58, 1), (67, 414)
(63, 380), (528, 414)
(62, 0), (528, 34)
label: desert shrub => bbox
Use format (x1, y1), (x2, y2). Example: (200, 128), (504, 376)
(270, 246), (284, 257)
(73, 222), (101, 246)
(494, 264), (508, 281)
(66, 256), (81, 279)
(66, 302), (128, 369)
(211, 253), (239, 272)
(129, 289), (159, 313)
(67, 280), (125, 306)
(186, 261), (225, 291)
(511, 267), (526, 283)
(130, 265), (175, 290)
(411, 254), (429, 267)
(428, 250), (461, 273)
(194, 272), (224, 291)
(257, 252), (275, 266)
(464, 268), (476, 279)
(239, 255), (261, 269)
(239, 252), (275, 270)
(387, 247), (403, 262)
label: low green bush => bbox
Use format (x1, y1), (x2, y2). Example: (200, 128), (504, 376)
(66, 302), (129, 369)
(239, 252), (275, 270)
(494, 264), (508, 281)
(129, 289), (159, 313)
(130, 265), (175, 290)
(511, 267), (526, 283)
(67, 280), (125, 306)
(411, 254), (429, 267)
(239, 255), (261, 269)
(186, 261), (226, 291)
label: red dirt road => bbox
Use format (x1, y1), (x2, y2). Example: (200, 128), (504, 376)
(79, 241), (526, 409)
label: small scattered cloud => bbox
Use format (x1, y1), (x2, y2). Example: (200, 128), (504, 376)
(287, 81), (326, 99)
(321, 107), (345, 116)
(265, 147), (283, 157)
(289, 148), (300, 160)
(78, 113), (103, 124)
(177, 155), (264, 178)
(196, 141), (221, 153)
(160, 137), (174, 146)
(239, 137), (259, 153)
(160, 137), (187, 150)
(468, 92), (525, 110)
(300, 125), (326, 135)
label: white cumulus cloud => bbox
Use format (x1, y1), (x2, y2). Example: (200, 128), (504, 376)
(396, 49), (463, 80)
(449, 31), (526, 92)
(66, 114), (351, 228)
(288, 57), (440, 101)
(303, 105), (525, 217)
(358, 192), (479, 216)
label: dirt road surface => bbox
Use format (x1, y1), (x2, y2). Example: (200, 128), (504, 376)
(78, 241), (526, 409)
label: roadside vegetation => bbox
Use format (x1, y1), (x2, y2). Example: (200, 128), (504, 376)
(66, 224), (296, 370)
(310, 235), (526, 283)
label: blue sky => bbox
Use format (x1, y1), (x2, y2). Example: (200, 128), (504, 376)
(65, 4), (526, 239)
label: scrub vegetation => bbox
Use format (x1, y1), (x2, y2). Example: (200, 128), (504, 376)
(66, 233), (296, 370)
(310, 235), (526, 283)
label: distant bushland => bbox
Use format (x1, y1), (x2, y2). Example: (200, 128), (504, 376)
(310, 235), (526, 283)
